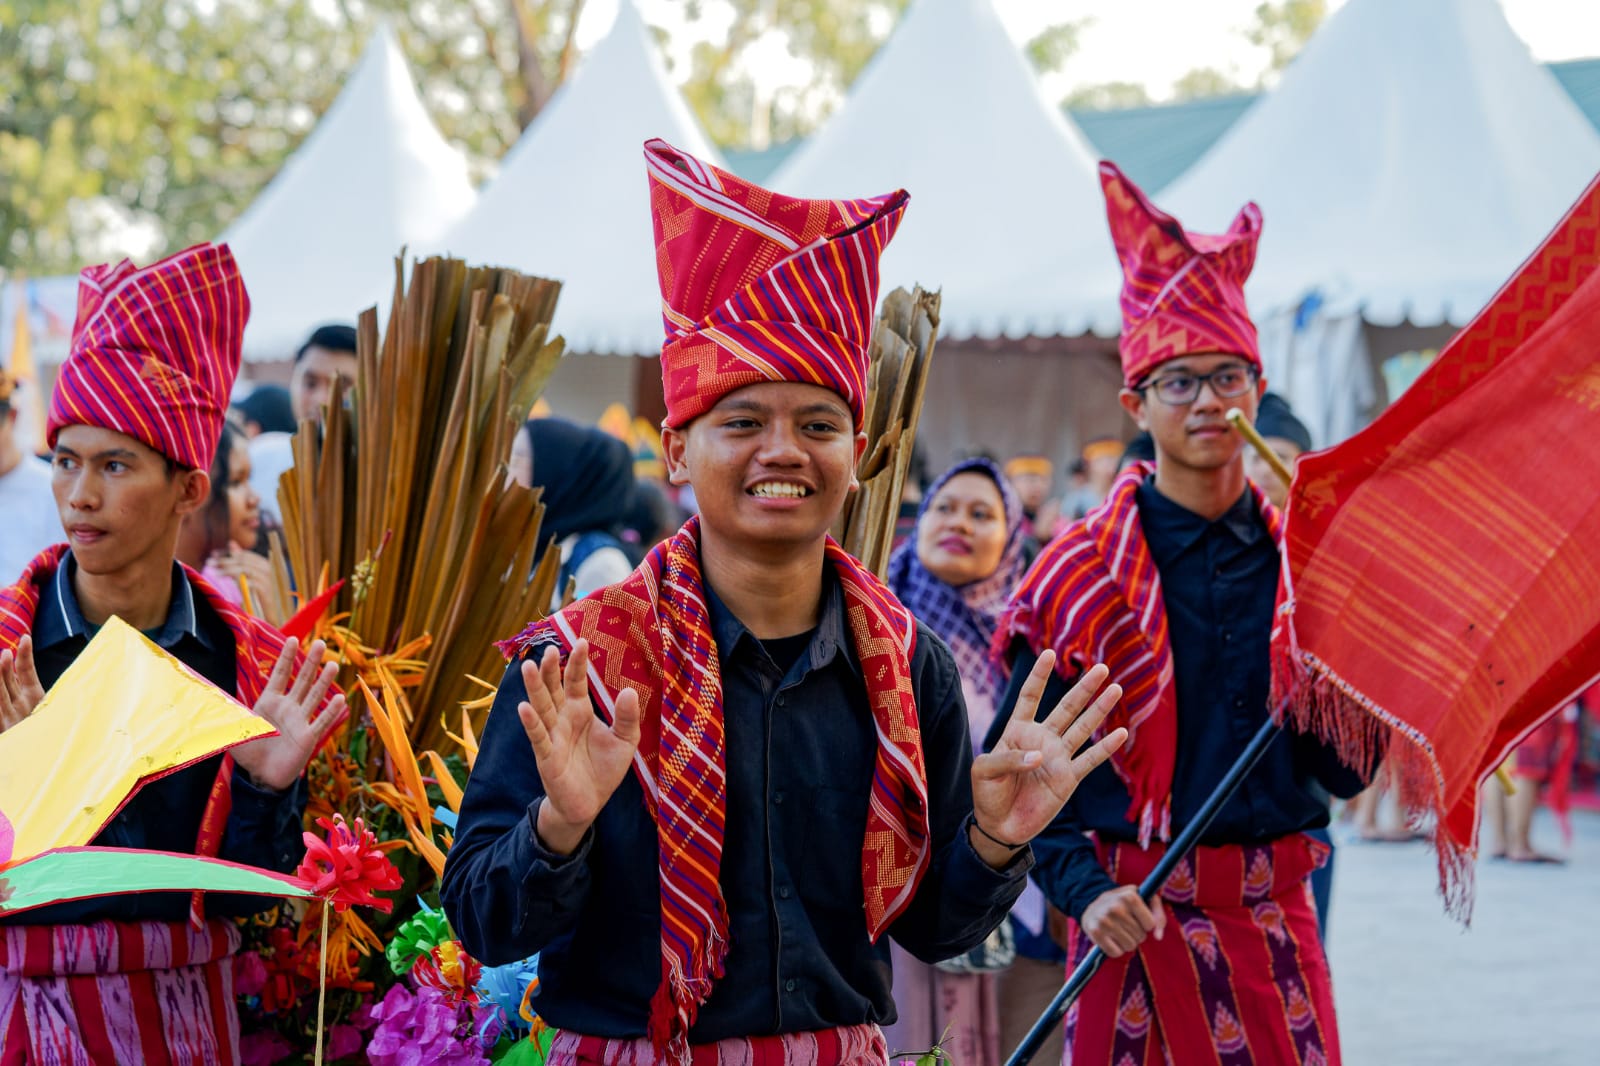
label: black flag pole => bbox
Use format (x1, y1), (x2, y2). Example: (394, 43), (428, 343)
(1003, 717), (1284, 1066)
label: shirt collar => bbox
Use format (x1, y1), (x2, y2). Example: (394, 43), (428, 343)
(35, 553), (213, 652)
(1136, 476), (1266, 563)
(705, 564), (857, 678)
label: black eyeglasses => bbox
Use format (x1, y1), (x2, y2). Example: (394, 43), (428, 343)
(1137, 364), (1258, 406)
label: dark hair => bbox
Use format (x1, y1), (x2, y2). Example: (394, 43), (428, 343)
(234, 384), (297, 434)
(295, 324), (358, 363)
(202, 423), (253, 553)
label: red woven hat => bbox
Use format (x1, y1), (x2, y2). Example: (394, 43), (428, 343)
(48, 243), (248, 471)
(645, 138), (908, 429)
(1101, 161), (1262, 387)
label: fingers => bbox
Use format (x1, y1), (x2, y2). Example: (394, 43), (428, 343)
(522, 652), (563, 743)
(562, 640), (591, 708)
(265, 637), (298, 696)
(1086, 886), (1162, 957)
(518, 697), (556, 761)
(1057, 681), (1123, 754)
(308, 694), (348, 751)
(610, 687), (642, 748)
(1151, 894), (1167, 941)
(289, 640), (327, 703)
(1070, 727), (1129, 780)
(1041, 663), (1111, 735)
(1003, 650), (1058, 737)
(971, 748), (1044, 781)
(15, 636), (42, 698)
(300, 660), (339, 714)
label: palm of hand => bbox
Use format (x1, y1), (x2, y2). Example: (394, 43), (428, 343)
(975, 719), (1086, 844)
(518, 642), (642, 830)
(233, 639), (347, 792)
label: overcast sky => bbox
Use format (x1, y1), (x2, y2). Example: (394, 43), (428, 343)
(582, 0), (1600, 105)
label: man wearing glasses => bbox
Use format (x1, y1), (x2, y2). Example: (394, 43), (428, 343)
(992, 163), (1369, 1065)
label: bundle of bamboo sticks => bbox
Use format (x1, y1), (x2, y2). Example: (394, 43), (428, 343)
(278, 255), (566, 751)
(834, 285), (942, 577)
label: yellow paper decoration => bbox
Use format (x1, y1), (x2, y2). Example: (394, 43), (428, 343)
(0, 616), (274, 862)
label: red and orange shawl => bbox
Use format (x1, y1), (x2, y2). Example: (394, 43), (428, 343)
(499, 517), (930, 1057)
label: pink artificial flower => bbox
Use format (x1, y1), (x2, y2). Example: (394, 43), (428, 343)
(295, 814), (403, 913)
(234, 951), (269, 998)
(328, 1022), (365, 1059)
(238, 1029), (295, 1066)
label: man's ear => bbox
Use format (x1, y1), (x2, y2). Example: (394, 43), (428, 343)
(662, 423), (692, 486)
(1118, 388), (1149, 432)
(174, 469), (210, 518)
(850, 431), (867, 491)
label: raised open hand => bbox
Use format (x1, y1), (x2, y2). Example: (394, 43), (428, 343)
(969, 653), (1127, 866)
(518, 640), (642, 855)
(0, 636), (45, 735)
(234, 637), (348, 792)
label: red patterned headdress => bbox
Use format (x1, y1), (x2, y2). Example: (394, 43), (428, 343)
(1101, 161), (1261, 387)
(48, 243), (247, 471)
(645, 138), (908, 428)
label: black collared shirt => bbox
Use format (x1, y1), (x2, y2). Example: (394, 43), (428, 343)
(442, 565), (1030, 1042)
(2, 553), (307, 926)
(1003, 479), (1368, 921)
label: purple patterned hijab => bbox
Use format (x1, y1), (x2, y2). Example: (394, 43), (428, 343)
(886, 457), (1027, 722)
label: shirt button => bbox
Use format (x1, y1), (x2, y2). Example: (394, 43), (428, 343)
(785, 979), (797, 993)
(775, 694), (786, 707)
(774, 791), (786, 805)
(778, 885), (792, 899)
(1222, 631), (1233, 643)
(1234, 696), (1246, 709)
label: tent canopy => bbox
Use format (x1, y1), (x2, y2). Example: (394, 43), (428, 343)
(430, 0), (720, 357)
(224, 25), (477, 361)
(770, 0), (1121, 341)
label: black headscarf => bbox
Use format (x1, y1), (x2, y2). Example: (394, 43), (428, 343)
(524, 418), (639, 548)
(1255, 393), (1313, 453)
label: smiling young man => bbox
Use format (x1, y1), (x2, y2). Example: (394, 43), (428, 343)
(995, 164), (1369, 1066)
(442, 139), (1129, 1066)
(0, 244), (346, 1065)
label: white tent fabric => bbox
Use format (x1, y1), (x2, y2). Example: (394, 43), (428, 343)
(430, 0), (720, 356)
(770, 0), (1120, 341)
(1255, 304), (1379, 448)
(1159, 0), (1600, 329)
(224, 26), (477, 361)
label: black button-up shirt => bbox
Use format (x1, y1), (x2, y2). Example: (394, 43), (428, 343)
(442, 566), (1030, 1042)
(1, 553), (307, 926)
(1004, 480), (1368, 921)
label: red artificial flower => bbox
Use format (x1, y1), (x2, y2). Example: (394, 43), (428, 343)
(296, 814), (404, 914)
(409, 940), (482, 1009)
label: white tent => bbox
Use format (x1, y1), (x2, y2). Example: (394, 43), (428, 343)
(769, 0), (1120, 341)
(431, 0), (721, 356)
(224, 26), (477, 361)
(1161, 0), (1600, 329)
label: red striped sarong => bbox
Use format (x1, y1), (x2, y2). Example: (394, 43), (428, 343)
(549, 1023), (889, 1065)
(0, 917), (242, 1065)
(1063, 835), (1337, 1066)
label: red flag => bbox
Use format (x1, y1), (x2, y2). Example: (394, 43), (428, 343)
(1271, 173), (1600, 917)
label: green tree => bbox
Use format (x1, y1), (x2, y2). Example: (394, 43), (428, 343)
(1247, 0), (1327, 76)
(1063, 81), (1151, 111)
(1170, 66), (1245, 101)
(1024, 20), (1089, 77)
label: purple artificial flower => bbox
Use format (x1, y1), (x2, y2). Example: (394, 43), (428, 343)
(238, 1029), (294, 1066)
(365, 983), (491, 1066)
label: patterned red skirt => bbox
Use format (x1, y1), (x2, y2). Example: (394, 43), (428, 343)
(549, 1021), (889, 1065)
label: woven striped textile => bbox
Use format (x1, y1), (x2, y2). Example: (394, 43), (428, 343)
(645, 138), (907, 429)
(0, 917), (242, 1066)
(0, 545), (326, 923)
(997, 464), (1282, 845)
(1271, 172), (1600, 915)
(1101, 161), (1261, 386)
(47, 242), (246, 472)
(499, 517), (928, 1059)
(548, 1022), (889, 1065)
(1062, 835), (1337, 1066)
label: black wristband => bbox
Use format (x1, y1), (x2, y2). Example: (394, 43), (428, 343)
(970, 814), (1026, 851)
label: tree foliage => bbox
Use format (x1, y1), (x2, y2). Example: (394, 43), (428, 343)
(1247, 0), (1327, 76)
(1063, 81), (1152, 111)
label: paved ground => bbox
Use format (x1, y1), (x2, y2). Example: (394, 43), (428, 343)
(1326, 808), (1600, 1065)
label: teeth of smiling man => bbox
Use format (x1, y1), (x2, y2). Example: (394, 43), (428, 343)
(749, 482), (812, 498)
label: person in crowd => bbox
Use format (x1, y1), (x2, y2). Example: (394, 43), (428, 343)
(249, 324), (359, 509)
(1063, 437), (1125, 521)
(882, 457), (1035, 1066)
(997, 163), (1371, 1066)
(233, 383), (297, 439)
(0, 371), (59, 578)
(176, 420), (281, 620)
(1117, 431), (1155, 473)
(0, 243), (345, 1063)
(441, 139), (1128, 1065)
(1003, 454), (1059, 549)
(1482, 702), (1579, 864)
(508, 416), (639, 605)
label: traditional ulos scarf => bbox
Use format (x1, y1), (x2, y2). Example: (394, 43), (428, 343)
(498, 517), (929, 1057)
(1062, 834), (1338, 1066)
(48, 242), (246, 472)
(1102, 160), (1262, 387)
(645, 138), (907, 429)
(0, 544), (319, 924)
(886, 457), (1025, 721)
(997, 463), (1283, 845)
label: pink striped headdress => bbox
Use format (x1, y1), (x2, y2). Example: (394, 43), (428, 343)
(48, 243), (248, 471)
(645, 138), (908, 429)
(1101, 161), (1262, 387)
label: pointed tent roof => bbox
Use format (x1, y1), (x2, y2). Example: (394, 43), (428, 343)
(430, 0), (721, 356)
(770, 0), (1120, 340)
(1158, 0), (1600, 327)
(225, 25), (477, 360)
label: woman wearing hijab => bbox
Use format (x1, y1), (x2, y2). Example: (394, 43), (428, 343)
(883, 457), (1031, 1066)
(509, 417), (639, 606)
